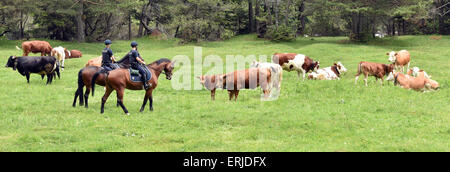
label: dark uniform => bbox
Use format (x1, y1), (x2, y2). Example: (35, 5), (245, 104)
(129, 49), (149, 85)
(101, 47), (117, 71)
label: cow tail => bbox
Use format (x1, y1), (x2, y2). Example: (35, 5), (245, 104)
(91, 70), (107, 97)
(15, 46), (21, 50)
(356, 62), (363, 76)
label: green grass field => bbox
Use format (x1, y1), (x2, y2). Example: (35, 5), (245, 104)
(0, 35), (448, 152)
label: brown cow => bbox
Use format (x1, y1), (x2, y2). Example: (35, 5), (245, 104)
(272, 53), (319, 80)
(16, 40), (52, 56)
(65, 50), (82, 59)
(355, 62), (394, 86)
(387, 50), (410, 73)
(386, 72), (438, 91)
(222, 68), (272, 101)
(85, 56), (102, 67)
(196, 74), (225, 101)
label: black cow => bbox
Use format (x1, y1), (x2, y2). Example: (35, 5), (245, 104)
(5, 56), (59, 84)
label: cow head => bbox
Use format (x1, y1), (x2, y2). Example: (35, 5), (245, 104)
(335, 62), (347, 74)
(386, 72), (395, 82)
(5, 56), (17, 70)
(196, 74), (224, 90)
(312, 61), (320, 72)
(387, 51), (397, 63)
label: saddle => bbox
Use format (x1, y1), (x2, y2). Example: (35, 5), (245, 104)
(129, 66), (152, 82)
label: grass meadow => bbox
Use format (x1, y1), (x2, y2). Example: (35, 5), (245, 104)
(0, 35), (448, 151)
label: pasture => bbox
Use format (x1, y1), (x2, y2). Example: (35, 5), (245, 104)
(0, 35), (448, 151)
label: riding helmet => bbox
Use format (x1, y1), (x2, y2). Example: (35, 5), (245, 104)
(104, 39), (112, 45)
(131, 41), (138, 47)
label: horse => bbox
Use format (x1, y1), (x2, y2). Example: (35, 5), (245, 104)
(93, 58), (174, 115)
(72, 54), (130, 108)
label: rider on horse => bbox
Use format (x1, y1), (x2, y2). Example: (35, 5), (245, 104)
(101, 39), (118, 71)
(128, 41), (150, 90)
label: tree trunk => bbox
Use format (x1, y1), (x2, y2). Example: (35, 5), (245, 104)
(138, 3), (148, 37)
(128, 12), (132, 40)
(76, 1), (85, 42)
(248, 0), (254, 33)
(19, 10), (23, 39)
(255, 0), (260, 33)
(296, 1), (305, 36)
(284, 0), (291, 26)
(274, 0), (279, 28)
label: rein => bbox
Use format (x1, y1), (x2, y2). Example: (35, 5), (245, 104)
(147, 63), (166, 75)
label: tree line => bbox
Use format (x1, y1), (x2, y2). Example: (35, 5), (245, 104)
(0, 0), (449, 43)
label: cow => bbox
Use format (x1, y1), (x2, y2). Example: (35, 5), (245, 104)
(386, 72), (439, 91)
(387, 50), (410, 73)
(222, 68), (272, 101)
(250, 60), (283, 99)
(16, 40), (52, 56)
(51, 46), (68, 71)
(5, 56), (59, 84)
(355, 62), (394, 86)
(196, 74), (225, 101)
(407, 67), (431, 79)
(272, 53), (319, 81)
(308, 62), (348, 80)
(85, 56), (102, 67)
(66, 50), (82, 59)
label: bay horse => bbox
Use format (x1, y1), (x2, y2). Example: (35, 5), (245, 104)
(72, 54), (130, 108)
(93, 58), (174, 115)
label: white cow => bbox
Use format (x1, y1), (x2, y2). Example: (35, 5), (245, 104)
(308, 62), (347, 80)
(250, 60), (283, 100)
(51, 46), (70, 71)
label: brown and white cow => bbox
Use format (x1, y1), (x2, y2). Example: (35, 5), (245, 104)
(355, 62), (394, 86)
(222, 68), (272, 101)
(85, 56), (102, 67)
(386, 72), (439, 91)
(272, 53), (319, 81)
(16, 40), (53, 56)
(66, 50), (82, 59)
(407, 67), (431, 79)
(387, 50), (410, 73)
(308, 62), (348, 80)
(196, 74), (225, 101)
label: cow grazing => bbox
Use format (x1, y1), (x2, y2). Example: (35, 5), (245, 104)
(250, 60), (283, 99)
(272, 53), (319, 81)
(51, 46), (68, 71)
(196, 74), (225, 101)
(407, 67), (431, 79)
(308, 62), (348, 80)
(85, 56), (102, 67)
(16, 40), (52, 56)
(222, 68), (272, 101)
(5, 56), (59, 84)
(66, 50), (82, 59)
(355, 62), (394, 86)
(387, 50), (410, 73)
(386, 72), (439, 91)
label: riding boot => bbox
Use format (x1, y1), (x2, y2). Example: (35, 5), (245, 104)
(142, 73), (149, 90)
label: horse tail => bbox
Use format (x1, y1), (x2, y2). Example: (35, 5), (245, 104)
(91, 70), (107, 97)
(15, 46), (21, 50)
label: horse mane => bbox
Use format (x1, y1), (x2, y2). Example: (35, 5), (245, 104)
(150, 58), (171, 65)
(116, 53), (131, 68)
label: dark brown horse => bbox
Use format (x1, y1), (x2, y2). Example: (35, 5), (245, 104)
(93, 58), (174, 115)
(72, 55), (130, 108)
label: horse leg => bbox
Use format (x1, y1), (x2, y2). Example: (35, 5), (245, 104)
(100, 87), (113, 114)
(149, 93), (153, 111)
(116, 92), (120, 107)
(84, 87), (90, 108)
(116, 88), (129, 115)
(73, 88), (79, 107)
(140, 92), (151, 112)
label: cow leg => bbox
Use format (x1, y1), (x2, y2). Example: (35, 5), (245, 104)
(100, 87), (113, 114)
(211, 89), (216, 101)
(302, 69), (306, 81)
(26, 72), (30, 83)
(355, 75), (360, 85)
(116, 88), (129, 115)
(234, 90), (239, 101)
(46, 74), (51, 85)
(41, 74), (45, 80)
(228, 91), (234, 101)
(364, 74), (368, 86)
